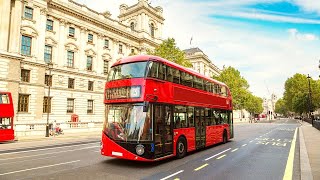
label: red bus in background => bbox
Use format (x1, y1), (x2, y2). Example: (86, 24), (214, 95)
(101, 55), (233, 161)
(0, 92), (15, 142)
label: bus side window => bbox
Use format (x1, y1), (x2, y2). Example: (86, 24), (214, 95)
(158, 63), (166, 80)
(167, 66), (173, 82)
(187, 107), (194, 127)
(147, 62), (159, 78)
(185, 73), (193, 87)
(173, 69), (180, 84)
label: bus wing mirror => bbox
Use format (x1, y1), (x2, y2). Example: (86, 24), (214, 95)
(143, 101), (149, 112)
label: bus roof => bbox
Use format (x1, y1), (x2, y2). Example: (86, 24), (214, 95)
(111, 55), (227, 87)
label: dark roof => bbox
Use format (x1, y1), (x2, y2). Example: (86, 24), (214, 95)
(183, 47), (204, 54)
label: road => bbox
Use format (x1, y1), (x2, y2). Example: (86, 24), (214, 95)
(0, 118), (300, 180)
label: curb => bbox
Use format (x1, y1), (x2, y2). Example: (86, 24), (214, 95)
(299, 127), (313, 180)
(0, 139), (100, 154)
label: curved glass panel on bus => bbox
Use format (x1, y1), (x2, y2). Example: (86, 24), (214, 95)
(107, 62), (148, 81)
(103, 104), (152, 142)
(0, 94), (10, 104)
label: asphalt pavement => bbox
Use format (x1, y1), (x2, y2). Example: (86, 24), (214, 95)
(0, 118), (318, 180)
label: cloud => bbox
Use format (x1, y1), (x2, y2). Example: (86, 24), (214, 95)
(293, 0), (320, 15)
(288, 28), (319, 41)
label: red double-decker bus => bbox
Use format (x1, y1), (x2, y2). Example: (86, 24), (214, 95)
(101, 55), (233, 161)
(0, 92), (15, 142)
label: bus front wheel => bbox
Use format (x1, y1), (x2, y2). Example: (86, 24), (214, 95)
(176, 137), (187, 159)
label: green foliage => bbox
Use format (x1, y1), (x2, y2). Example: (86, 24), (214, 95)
(244, 94), (264, 114)
(283, 73), (320, 114)
(275, 98), (288, 115)
(147, 38), (192, 67)
(213, 66), (252, 110)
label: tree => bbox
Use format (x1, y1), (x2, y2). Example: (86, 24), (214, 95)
(275, 98), (288, 116)
(147, 38), (192, 67)
(244, 94), (263, 115)
(283, 73), (320, 114)
(213, 66), (250, 109)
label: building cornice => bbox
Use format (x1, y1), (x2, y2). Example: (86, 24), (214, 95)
(118, 6), (165, 21)
(0, 51), (24, 61)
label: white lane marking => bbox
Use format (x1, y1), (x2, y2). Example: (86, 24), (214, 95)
(0, 155), (59, 166)
(160, 170), (184, 180)
(231, 148), (238, 152)
(242, 144), (247, 147)
(0, 146), (99, 161)
(0, 142), (99, 156)
(204, 148), (231, 161)
(249, 140), (253, 143)
(0, 160), (80, 176)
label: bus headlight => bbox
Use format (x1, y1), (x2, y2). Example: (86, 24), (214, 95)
(130, 86), (141, 98)
(136, 144), (144, 155)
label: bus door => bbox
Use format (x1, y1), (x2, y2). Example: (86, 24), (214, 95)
(154, 105), (173, 157)
(195, 108), (206, 149)
(229, 111), (234, 138)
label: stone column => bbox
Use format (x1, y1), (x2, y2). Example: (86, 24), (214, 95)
(38, 8), (48, 62)
(9, 0), (23, 53)
(96, 34), (103, 74)
(58, 19), (66, 66)
(0, 0), (11, 51)
(79, 27), (86, 70)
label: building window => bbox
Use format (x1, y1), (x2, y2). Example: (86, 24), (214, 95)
(67, 98), (74, 113)
(43, 97), (52, 113)
(24, 7), (33, 19)
(104, 60), (109, 75)
(88, 34), (93, 43)
(45, 74), (52, 86)
(87, 100), (93, 114)
(119, 44), (123, 54)
(130, 22), (135, 31)
(104, 39), (109, 48)
(18, 94), (29, 112)
(69, 27), (75, 37)
(21, 69), (30, 82)
(44, 45), (52, 63)
(21, 35), (32, 56)
(46, 19), (53, 31)
(67, 51), (74, 68)
(68, 78), (74, 89)
(86, 56), (93, 71)
(150, 23), (155, 37)
(88, 81), (93, 91)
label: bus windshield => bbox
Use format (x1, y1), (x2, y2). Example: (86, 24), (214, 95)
(108, 62), (148, 81)
(103, 104), (152, 142)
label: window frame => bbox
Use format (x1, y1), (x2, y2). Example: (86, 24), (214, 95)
(68, 78), (75, 89)
(67, 98), (74, 113)
(21, 35), (32, 56)
(87, 100), (94, 114)
(67, 51), (74, 68)
(18, 94), (29, 112)
(24, 6), (33, 19)
(43, 96), (52, 113)
(44, 45), (53, 63)
(69, 27), (75, 37)
(88, 33), (93, 43)
(45, 74), (52, 86)
(88, 81), (94, 91)
(21, 69), (30, 82)
(46, 19), (53, 31)
(86, 56), (93, 71)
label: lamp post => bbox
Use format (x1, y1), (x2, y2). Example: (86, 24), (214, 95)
(45, 62), (53, 137)
(307, 74), (313, 127)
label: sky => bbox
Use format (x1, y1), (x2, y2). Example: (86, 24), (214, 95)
(76, 0), (320, 99)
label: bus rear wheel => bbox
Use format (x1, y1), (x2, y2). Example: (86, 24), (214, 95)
(176, 137), (187, 159)
(223, 131), (228, 144)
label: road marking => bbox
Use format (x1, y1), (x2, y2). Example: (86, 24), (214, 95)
(249, 140), (253, 143)
(0, 146), (99, 161)
(174, 178), (180, 180)
(242, 144), (247, 147)
(0, 160), (80, 176)
(204, 148), (231, 161)
(283, 128), (297, 180)
(0, 155), (59, 166)
(194, 163), (209, 171)
(217, 155), (226, 159)
(0, 142), (98, 156)
(160, 170), (184, 180)
(231, 148), (238, 152)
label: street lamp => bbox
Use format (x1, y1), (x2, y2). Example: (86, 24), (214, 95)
(45, 62), (53, 137)
(307, 74), (313, 127)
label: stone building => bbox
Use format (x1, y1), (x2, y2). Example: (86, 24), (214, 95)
(184, 47), (221, 78)
(0, 0), (164, 134)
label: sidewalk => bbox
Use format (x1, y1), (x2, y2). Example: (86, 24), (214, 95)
(0, 130), (101, 153)
(300, 121), (320, 180)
